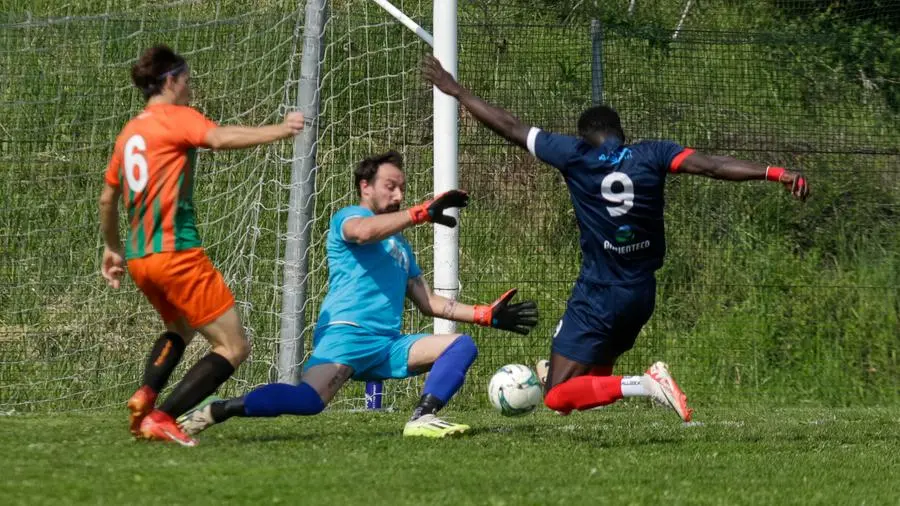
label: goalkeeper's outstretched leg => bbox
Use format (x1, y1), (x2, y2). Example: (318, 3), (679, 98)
(179, 332), (480, 439)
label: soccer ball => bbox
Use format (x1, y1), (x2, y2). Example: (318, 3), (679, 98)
(487, 364), (543, 416)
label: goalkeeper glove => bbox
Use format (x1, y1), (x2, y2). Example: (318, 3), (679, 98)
(766, 166), (810, 201)
(473, 289), (539, 335)
(408, 190), (469, 228)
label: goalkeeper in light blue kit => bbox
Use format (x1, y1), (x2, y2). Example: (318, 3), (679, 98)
(179, 150), (538, 438)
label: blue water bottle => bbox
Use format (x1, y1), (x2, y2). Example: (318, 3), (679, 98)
(365, 381), (383, 410)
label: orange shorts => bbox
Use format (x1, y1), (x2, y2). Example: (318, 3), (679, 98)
(128, 248), (235, 328)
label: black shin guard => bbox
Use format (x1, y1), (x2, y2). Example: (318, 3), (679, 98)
(159, 353), (235, 418)
(209, 397), (247, 423)
(410, 393), (446, 421)
(142, 332), (186, 393)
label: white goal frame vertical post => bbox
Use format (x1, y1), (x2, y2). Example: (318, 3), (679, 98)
(278, 0), (327, 385)
(374, 0), (457, 334)
(431, 0), (459, 335)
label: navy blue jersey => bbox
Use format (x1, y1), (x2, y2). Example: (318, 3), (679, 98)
(527, 128), (692, 285)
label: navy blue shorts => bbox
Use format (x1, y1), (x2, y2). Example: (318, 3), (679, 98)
(551, 277), (657, 366)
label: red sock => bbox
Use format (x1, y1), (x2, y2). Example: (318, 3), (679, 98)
(544, 375), (624, 413)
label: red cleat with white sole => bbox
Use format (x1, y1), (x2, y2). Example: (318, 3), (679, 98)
(127, 385), (157, 437)
(140, 410), (198, 447)
(643, 361), (693, 422)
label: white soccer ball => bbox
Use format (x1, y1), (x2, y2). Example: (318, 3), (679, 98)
(488, 364), (543, 416)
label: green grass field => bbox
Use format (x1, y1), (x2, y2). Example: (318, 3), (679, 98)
(1, 405), (898, 505)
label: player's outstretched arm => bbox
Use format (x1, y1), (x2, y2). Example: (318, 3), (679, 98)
(406, 277), (538, 335)
(422, 55), (530, 151)
(98, 183), (126, 289)
(203, 111), (304, 150)
(343, 190), (469, 244)
(677, 151), (810, 201)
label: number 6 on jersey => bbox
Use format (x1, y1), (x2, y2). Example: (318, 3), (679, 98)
(124, 134), (149, 193)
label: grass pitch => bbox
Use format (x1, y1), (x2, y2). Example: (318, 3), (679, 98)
(1, 405), (897, 505)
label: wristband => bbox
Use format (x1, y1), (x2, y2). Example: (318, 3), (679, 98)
(765, 166), (785, 182)
(407, 203), (431, 224)
(473, 305), (491, 327)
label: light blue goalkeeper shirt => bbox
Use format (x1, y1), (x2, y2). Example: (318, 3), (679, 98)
(315, 205), (421, 335)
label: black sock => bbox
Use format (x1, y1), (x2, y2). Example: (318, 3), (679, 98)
(209, 397), (247, 423)
(142, 332), (186, 393)
(410, 393), (445, 421)
(159, 353), (234, 418)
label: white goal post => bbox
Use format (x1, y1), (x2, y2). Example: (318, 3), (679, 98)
(370, 0), (460, 337)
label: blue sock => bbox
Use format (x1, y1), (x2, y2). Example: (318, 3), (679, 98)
(422, 334), (478, 404)
(243, 382), (325, 417)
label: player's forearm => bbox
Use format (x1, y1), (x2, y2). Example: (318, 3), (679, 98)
(704, 156), (768, 181)
(343, 211), (414, 244)
(205, 125), (292, 150)
(99, 202), (122, 250)
(427, 295), (476, 323)
(454, 88), (530, 149)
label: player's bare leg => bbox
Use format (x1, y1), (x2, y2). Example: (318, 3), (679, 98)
(544, 352), (595, 392)
(300, 363), (354, 404)
(128, 317), (195, 437)
(538, 355), (614, 389)
(141, 307), (248, 445)
(179, 364), (351, 436)
(403, 334), (476, 438)
(537, 355), (617, 414)
(537, 353), (593, 415)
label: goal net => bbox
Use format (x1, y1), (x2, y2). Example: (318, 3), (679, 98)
(0, 0), (436, 413)
(0, 1), (306, 412)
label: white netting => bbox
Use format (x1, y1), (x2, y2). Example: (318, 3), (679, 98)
(309, 0), (430, 410)
(0, 0), (434, 413)
(0, 1), (304, 411)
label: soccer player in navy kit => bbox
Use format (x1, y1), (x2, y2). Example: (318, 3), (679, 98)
(423, 55), (809, 421)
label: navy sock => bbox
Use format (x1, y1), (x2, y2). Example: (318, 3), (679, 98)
(242, 382), (325, 417)
(412, 335), (478, 419)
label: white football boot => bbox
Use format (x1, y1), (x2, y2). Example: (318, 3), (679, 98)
(642, 361), (693, 422)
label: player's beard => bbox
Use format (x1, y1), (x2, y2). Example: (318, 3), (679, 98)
(383, 203), (401, 213)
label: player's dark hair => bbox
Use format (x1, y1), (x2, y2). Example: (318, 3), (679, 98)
(131, 45), (189, 100)
(354, 150), (404, 195)
(577, 105), (625, 143)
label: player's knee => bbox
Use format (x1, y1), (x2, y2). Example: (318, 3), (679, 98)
(219, 338), (250, 366)
(543, 384), (566, 411)
(234, 339), (251, 363)
(288, 383), (326, 415)
(452, 334), (478, 363)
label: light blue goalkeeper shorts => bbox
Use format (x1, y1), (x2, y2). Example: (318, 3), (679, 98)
(303, 324), (429, 381)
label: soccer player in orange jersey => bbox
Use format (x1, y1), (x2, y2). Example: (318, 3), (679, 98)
(99, 45), (304, 446)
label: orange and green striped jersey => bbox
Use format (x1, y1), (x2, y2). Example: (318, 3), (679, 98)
(104, 103), (217, 260)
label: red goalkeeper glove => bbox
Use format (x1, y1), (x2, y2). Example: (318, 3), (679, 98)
(408, 190), (469, 228)
(766, 166), (810, 201)
(473, 289), (539, 335)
